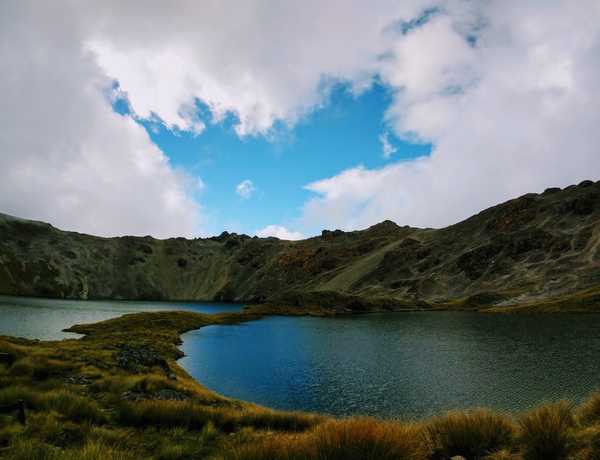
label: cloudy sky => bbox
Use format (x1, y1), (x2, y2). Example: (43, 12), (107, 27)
(1, 1), (599, 239)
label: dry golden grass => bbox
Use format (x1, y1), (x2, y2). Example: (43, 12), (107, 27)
(424, 409), (516, 459)
(518, 402), (576, 460)
(4, 310), (600, 459)
(116, 399), (321, 434)
(578, 393), (600, 427)
(225, 417), (428, 460)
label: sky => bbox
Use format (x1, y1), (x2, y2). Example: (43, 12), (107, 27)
(1, 1), (599, 239)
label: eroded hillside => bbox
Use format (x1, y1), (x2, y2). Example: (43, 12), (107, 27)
(1, 180), (599, 311)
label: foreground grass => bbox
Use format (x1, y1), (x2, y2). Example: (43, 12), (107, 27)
(2, 309), (600, 459)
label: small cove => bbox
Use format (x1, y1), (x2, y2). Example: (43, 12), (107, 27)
(0, 295), (242, 340)
(180, 311), (600, 419)
(4, 296), (600, 419)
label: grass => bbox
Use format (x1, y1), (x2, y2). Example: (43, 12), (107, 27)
(518, 402), (577, 460)
(225, 418), (428, 460)
(3, 309), (600, 458)
(425, 409), (515, 459)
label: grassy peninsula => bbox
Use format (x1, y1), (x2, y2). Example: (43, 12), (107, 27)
(3, 309), (600, 460)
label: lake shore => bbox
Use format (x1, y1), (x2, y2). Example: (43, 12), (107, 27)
(2, 308), (600, 459)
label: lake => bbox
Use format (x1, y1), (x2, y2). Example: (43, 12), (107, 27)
(3, 296), (600, 419)
(0, 295), (242, 340)
(180, 312), (600, 419)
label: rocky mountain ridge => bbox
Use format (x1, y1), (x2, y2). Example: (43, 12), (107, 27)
(1, 180), (599, 312)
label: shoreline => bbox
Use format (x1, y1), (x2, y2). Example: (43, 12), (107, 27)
(3, 308), (600, 458)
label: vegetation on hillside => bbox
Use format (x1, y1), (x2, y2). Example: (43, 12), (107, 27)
(1, 180), (599, 312)
(3, 309), (600, 459)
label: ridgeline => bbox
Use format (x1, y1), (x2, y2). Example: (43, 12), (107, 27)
(1, 180), (599, 312)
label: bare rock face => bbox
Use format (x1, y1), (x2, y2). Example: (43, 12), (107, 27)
(1, 180), (600, 311)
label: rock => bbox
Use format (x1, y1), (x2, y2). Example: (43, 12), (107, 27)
(321, 229), (344, 239)
(543, 187), (561, 194)
(115, 344), (169, 373)
(153, 389), (188, 401)
(121, 389), (189, 402)
(450, 456), (466, 460)
(579, 180), (595, 187)
(65, 374), (92, 385)
(121, 390), (145, 402)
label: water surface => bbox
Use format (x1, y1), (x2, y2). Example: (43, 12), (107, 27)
(0, 295), (242, 340)
(4, 297), (600, 419)
(180, 312), (600, 419)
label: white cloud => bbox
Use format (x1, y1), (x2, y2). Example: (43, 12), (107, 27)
(256, 225), (304, 241)
(3, 0), (600, 239)
(379, 131), (397, 158)
(0, 1), (201, 238)
(82, 0), (428, 136)
(300, 0), (600, 233)
(236, 180), (256, 199)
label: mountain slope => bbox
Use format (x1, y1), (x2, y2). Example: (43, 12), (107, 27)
(1, 180), (599, 311)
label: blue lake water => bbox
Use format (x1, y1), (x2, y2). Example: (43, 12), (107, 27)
(3, 296), (600, 419)
(0, 295), (242, 340)
(180, 312), (600, 419)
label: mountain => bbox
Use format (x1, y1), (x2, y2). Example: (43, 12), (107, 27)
(1, 180), (599, 312)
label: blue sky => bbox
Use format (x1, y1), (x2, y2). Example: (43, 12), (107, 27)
(125, 83), (431, 237)
(3, 1), (598, 239)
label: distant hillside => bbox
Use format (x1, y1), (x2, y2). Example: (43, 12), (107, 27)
(1, 180), (599, 312)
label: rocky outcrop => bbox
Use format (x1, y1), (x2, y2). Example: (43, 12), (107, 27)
(1, 180), (600, 311)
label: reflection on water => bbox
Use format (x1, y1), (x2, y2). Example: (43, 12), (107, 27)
(180, 312), (600, 418)
(0, 295), (242, 340)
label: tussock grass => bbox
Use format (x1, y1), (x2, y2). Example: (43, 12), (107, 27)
(226, 417), (427, 460)
(153, 424), (217, 460)
(518, 402), (576, 460)
(575, 425), (600, 460)
(425, 409), (516, 459)
(61, 441), (136, 460)
(5, 438), (61, 460)
(116, 400), (216, 429)
(116, 400), (321, 433)
(7, 310), (600, 459)
(237, 408), (323, 432)
(23, 412), (87, 447)
(9, 355), (73, 381)
(0, 385), (43, 408)
(578, 392), (600, 426)
(41, 389), (107, 424)
(308, 418), (427, 460)
(482, 449), (521, 459)
(7, 438), (135, 460)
